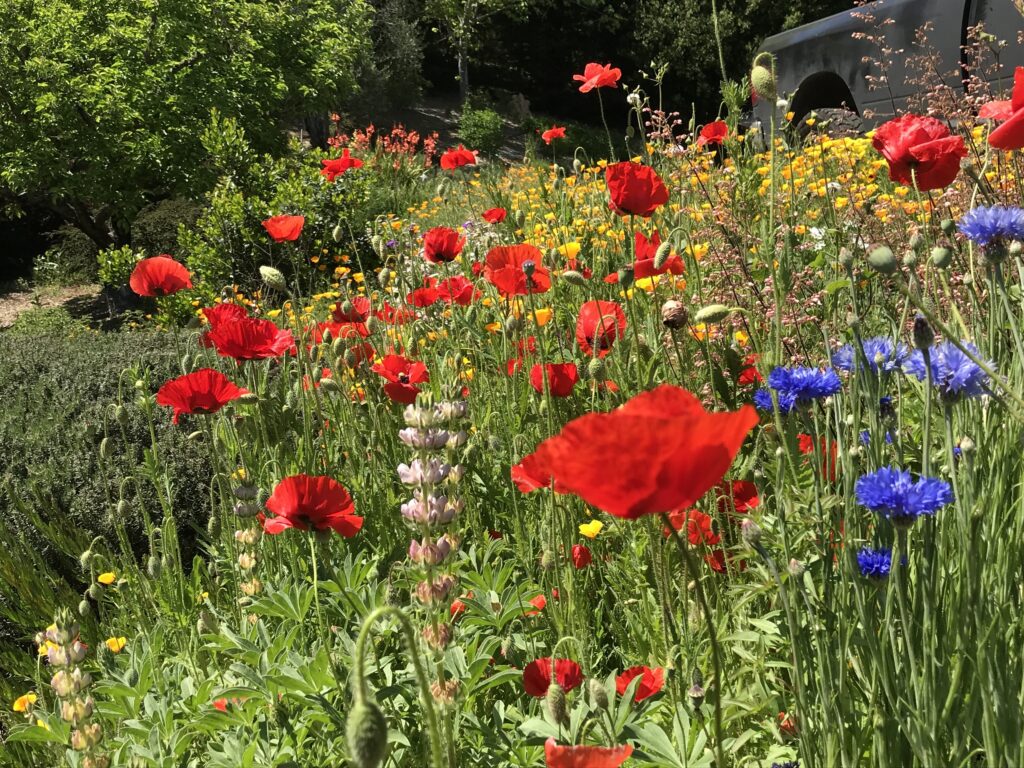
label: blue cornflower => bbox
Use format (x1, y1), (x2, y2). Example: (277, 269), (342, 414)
(856, 547), (892, 579)
(958, 205), (1024, 246)
(860, 430), (895, 446)
(753, 387), (796, 413)
(855, 466), (952, 526)
(832, 337), (910, 375)
(903, 341), (992, 401)
(879, 395), (895, 418)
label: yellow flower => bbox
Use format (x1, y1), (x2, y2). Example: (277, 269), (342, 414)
(531, 307), (553, 326)
(12, 692), (36, 713)
(579, 520), (604, 539)
(97, 572), (116, 586)
(557, 242), (581, 260)
(105, 637), (127, 653)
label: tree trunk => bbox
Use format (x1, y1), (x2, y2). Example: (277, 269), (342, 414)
(457, 47), (470, 102)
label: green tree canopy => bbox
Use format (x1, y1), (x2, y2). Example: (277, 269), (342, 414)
(0, 0), (371, 248)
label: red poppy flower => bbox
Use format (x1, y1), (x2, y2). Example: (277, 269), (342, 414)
(573, 62), (622, 93)
(440, 145), (477, 170)
(423, 226), (465, 263)
(516, 385), (758, 519)
(737, 354), (762, 385)
(571, 544), (591, 569)
(616, 665), (665, 702)
(605, 162), (669, 217)
(871, 115), (967, 191)
(511, 450), (565, 493)
(129, 255), (193, 297)
(482, 207), (507, 224)
(697, 120), (728, 147)
(779, 711), (799, 737)
(408, 277), (440, 307)
(333, 296), (371, 323)
(320, 148), (363, 181)
(437, 276), (479, 306)
(705, 548), (746, 574)
(542, 126), (567, 144)
(529, 362), (579, 397)
(206, 317), (296, 360)
(309, 320), (370, 346)
(576, 300), (626, 358)
(984, 67), (1024, 148)
(375, 302), (416, 325)
(484, 244), (552, 297)
(371, 354), (429, 404)
(663, 509), (721, 546)
(606, 230), (685, 283)
(717, 480), (760, 519)
(544, 739), (633, 768)
(506, 336), (538, 375)
(263, 474), (362, 537)
(797, 433), (838, 482)
(262, 215), (305, 242)
(156, 369), (248, 424)
(526, 594), (547, 616)
(202, 302), (248, 329)
(523, 658), (584, 696)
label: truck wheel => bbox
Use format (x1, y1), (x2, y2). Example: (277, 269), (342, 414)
(796, 108), (865, 139)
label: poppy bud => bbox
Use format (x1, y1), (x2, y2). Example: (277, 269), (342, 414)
(99, 437), (113, 460)
(320, 328), (333, 345)
(960, 436), (975, 454)
(321, 377), (342, 394)
(552, 176), (563, 191)
(587, 356), (607, 380)
(930, 246), (952, 269)
(617, 265), (634, 288)
(79, 550), (95, 570)
(573, 158), (583, 174)
(87, 584), (102, 600)
(365, 316), (380, 334)
(902, 251), (917, 269)
(661, 299), (688, 329)
(751, 52), (777, 101)
(197, 610), (219, 634)
(588, 678), (609, 710)
(330, 339), (344, 358)
(117, 499), (128, 516)
(515, 209), (526, 229)
(838, 247), (855, 268)
(653, 241), (672, 270)
(546, 683), (569, 726)
(908, 232), (925, 252)
(625, 126), (635, 139)
(332, 223), (344, 243)
(238, 393), (259, 404)
(371, 235), (385, 258)
(912, 314), (934, 351)
(741, 518), (763, 548)
(504, 315), (523, 334)
(115, 405), (129, 426)
(147, 555), (162, 579)
(561, 270), (587, 286)
(259, 266), (287, 292)
(78, 599), (92, 618)
(940, 218), (956, 236)
(187, 430), (204, 442)
(540, 549), (556, 570)
(346, 698), (389, 768)
(694, 304), (731, 324)
(867, 245), (897, 274)
(788, 558), (805, 576)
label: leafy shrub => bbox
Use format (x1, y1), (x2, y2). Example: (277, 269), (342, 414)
(5, 306), (85, 337)
(33, 226), (99, 285)
(459, 107), (506, 154)
(130, 198), (202, 257)
(97, 245), (141, 289)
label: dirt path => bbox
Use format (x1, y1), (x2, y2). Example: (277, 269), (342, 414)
(0, 284), (102, 329)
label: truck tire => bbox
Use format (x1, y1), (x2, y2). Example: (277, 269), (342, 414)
(796, 107), (865, 139)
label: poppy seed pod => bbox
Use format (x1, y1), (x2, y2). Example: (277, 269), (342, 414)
(661, 299), (688, 329)
(867, 245), (897, 274)
(751, 52), (777, 101)
(546, 683), (569, 726)
(346, 698), (389, 768)
(902, 251), (918, 268)
(930, 246), (952, 269)
(259, 266), (287, 292)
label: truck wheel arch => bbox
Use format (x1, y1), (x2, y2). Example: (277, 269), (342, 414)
(789, 71), (859, 123)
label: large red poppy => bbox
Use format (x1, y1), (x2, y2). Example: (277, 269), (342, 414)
(484, 244), (551, 297)
(156, 369), (248, 424)
(129, 256), (193, 297)
(697, 120), (728, 147)
(716, 480), (760, 519)
(263, 474), (362, 537)
(616, 666), (665, 702)
(371, 354), (429, 404)
(440, 145), (477, 170)
(530, 363), (579, 397)
(542, 126), (567, 145)
(408, 277), (440, 307)
(982, 67), (1024, 149)
(320, 149), (363, 181)
(423, 226), (465, 263)
(663, 509), (720, 546)
(437, 276), (479, 306)
(523, 658), (584, 697)
(544, 739), (633, 768)
(576, 300), (626, 358)
(262, 215), (305, 242)
(605, 162), (669, 217)
(871, 115), (967, 190)
(516, 385), (758, 519)
(333, 296), (371, 323)
(206, 317), (296, 360)
(482, 207), (507, 224)
(573, 63), (622, 93)
(202, 302), (248, 329)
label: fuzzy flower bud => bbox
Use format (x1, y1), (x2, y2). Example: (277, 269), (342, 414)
(546, 683), (569, 726)
(346, 699), (389, 768)
(259, 266), (288, 292)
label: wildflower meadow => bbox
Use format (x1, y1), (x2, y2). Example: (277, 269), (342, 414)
(5, 31), (1024, 768)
